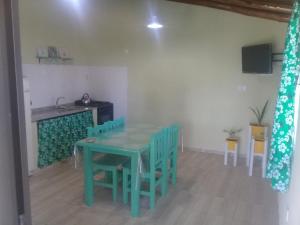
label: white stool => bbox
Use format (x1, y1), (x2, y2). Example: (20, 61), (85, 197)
(249, 137), (268, 178)
(247, 125), (268, 167)
(224, 138), (239, 167)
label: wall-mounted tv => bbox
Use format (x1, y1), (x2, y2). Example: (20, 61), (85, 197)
(242, 44), (272, 74)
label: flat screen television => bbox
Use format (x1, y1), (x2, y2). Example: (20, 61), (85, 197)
(242, 44), (272, 74)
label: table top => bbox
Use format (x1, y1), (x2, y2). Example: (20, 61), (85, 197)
(76, 124), (163, 153)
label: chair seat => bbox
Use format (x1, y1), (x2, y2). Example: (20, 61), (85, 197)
(122, 161), (162, 179)
(93, 154), (128, 170)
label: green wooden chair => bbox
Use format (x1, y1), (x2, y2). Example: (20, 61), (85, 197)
(111, 117), (125, 129)
(77, 117), (128, 202)
(92, 154), (127, 202)
(166, 124), (180, 187)
(86, 117), (125, 136)
(122, 128), (167, 209)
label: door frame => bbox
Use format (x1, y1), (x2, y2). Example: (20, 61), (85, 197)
(4, 0), (32, 224)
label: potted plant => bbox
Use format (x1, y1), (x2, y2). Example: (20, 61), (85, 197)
(249, 100), (269, 126)
(223, 128), (242, 139)
(249, 100), (269, 140)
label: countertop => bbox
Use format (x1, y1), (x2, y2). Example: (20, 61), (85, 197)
(31, 103), (96, 122)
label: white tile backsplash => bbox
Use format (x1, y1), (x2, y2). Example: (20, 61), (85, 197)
(22, 64), (128, 119)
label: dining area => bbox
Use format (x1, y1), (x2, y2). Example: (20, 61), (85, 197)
(28, 123), (279, 225)
(74, 118), (180, 217)
(19, 1), (290, 224)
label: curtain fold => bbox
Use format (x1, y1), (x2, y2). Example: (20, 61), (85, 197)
(267, 0), (300, 192)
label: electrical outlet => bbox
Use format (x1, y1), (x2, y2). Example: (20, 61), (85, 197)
(237, 85), (247, 92)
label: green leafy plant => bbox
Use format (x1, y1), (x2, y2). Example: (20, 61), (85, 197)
(249, 100), (269, 125)
(223, 128), (242, 138)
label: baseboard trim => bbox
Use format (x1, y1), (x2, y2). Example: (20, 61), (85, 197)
(182, 146), (247, 158)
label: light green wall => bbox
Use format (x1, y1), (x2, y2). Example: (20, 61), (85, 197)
(20, 2), (300, 224)
(19, 0), (287, 153)
(19, 0), (89, 65)
(122, 2), (287, 153)
(278, 87), (300, 225)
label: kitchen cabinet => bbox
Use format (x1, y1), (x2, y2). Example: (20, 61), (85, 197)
(28, 109), (97, 174)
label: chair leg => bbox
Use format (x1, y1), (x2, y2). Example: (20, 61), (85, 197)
(249, 140), (254, 176)
(160, 178), (165, 197)
(171, 152), (177, 185)
(73, 147), (78, 169)
(161, 163), (168, 196)
(123, 169), (129, 204)
(112, 170), (117, 202)
(149, 176), (156, 209)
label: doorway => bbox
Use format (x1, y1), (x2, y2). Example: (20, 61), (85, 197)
(0, 0), (31, 224)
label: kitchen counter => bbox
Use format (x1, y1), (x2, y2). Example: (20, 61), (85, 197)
(27, 104), (98, 174)
(31, 103), (96, 122)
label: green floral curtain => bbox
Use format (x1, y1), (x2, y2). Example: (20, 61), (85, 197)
(267, 1), (300, 192)
(38, 111), (93, 168)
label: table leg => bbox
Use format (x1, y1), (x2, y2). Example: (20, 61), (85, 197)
(130, 154), (140, 217)
(83, 148), (94, 206)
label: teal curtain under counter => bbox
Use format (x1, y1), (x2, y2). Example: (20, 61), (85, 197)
(38, 111), (93, 168)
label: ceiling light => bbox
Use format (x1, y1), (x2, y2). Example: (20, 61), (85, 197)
(147, 22), (163, 29)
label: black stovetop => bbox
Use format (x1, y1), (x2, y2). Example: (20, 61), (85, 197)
(74, 100), (113, 108)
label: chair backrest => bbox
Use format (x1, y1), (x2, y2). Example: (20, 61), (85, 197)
(103, 121), (114, 131)
(149, 128), (167, 173)
(87, 117), (125, 137)
(166, 124), (180, 155)
(112, 117), (125, 128)
(87, 125), (106, 137)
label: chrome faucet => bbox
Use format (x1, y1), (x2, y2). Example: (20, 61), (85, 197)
(55, 96), (65, 108)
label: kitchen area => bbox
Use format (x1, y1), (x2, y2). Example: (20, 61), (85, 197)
(23, 64), (128, 174)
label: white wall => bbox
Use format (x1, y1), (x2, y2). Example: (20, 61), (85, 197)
(20, 1), (287, 155)
(88, 67), (128, 119)
(278, 136), (300, 225)
(278, 85), (300, 225)
(23, 64), (90, 108)
(123, 3), (286, 155)
(22, 64), (128, 119)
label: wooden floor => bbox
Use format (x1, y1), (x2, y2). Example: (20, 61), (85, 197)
(30, 150), (278, 225)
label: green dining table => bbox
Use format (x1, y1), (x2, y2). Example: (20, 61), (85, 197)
(75, 123), (163, 217)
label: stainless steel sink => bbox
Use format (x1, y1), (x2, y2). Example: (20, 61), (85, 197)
(55, 105), (81, 114)
(32, 104), (92, 121)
